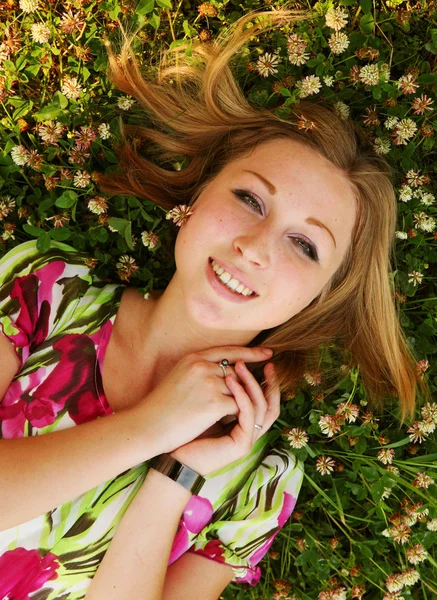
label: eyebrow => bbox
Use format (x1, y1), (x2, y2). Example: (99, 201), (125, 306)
(243, 169), (337, 249)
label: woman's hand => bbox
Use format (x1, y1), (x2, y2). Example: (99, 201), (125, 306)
(131, 346), (273, 456)
(169, 361), (280, 476)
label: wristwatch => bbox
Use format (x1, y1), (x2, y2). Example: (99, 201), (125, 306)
(147, 453), (205, 495)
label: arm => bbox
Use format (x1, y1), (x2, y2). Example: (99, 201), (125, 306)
(85, 467), (192, 600)
(0, 405), (161, 531)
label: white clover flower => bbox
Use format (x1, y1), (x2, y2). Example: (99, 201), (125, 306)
(359, 64), (380, 86)
(401, 569), (420, 586)
(334, 101), (350, 120)
(398, 185), (413, 202)
(296, 75), (321, 98)
(284, 427), (309, 449)
(141, 230), (159, 249)
(87, 196), (108, 215)
(395, 231), (408, 240)
(407, 544), (428, 565)
(408, 271), (423, 287)
(31, 23), (51, 44)
(325, 6), (348, 31)
(426, 518), (437, 531)
(417, 190), (435, 207)
(98, 123), (111, 140)
(413, 212), (436, 233)
(256, 52), (281, 77)
(328, 32), (350, 55)
(385, 116), (400, 130)
(395, 118), (418, 143)
(19, 0), (39, 12)
(421, 402), (437, 423)
(73, 170), (91, 188)
(323, 75), (334, 87)
(11, 145), (29, 166)
(117, 96), (135, 110)
(61, 76), (83, 100)
(286, 33), (309, 66)
(374, 138), (391, 155)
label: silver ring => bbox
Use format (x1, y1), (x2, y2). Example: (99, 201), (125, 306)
(219, 359), (229, 378)
(254, 424), (263, 431)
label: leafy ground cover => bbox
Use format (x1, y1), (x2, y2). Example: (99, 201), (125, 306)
(0, 0), (436, 598)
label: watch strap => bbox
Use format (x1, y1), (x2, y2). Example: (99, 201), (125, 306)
(148, 453), (205, 495)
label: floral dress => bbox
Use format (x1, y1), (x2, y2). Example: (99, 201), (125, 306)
(0, 240), (305, 600)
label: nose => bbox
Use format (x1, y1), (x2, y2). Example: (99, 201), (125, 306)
(232, 225), (271, 269)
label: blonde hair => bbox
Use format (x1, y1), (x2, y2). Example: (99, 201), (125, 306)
(96, 8), (427, 423)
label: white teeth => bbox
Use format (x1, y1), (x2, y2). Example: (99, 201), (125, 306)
(210, 259), (255, 296)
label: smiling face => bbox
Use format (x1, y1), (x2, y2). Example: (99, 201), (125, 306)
(173, 137), (357, 336)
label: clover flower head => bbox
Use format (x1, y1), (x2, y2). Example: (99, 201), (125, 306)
(256, 52), (281, 77)
(325, 6), (348, 31)
(328, 32), (349, 55)
(141, 230), (159, 249)
(31, 23), (51, 44)
(374, 138), (391, 155)
(359, 64), (380, 86)
(19, 0), (39, 12)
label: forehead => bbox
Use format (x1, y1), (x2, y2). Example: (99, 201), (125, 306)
(222, 138), (357, 217)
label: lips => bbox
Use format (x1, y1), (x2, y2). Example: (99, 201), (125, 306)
(209, 257), (259, 296)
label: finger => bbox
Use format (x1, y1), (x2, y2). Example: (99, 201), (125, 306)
(191, 345), (273, 366)
(234, 360), (268, 442)
(224, 375), (255, 454)
(263, 363), (281, 430)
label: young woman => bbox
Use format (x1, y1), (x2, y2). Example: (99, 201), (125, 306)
(0, 8), (424, 600)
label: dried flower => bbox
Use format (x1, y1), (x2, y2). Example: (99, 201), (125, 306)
(318, 414), (342, 437)
(0, 196), (16, 220)
(141, 231), (159, 249)
(37, 120), (65, 146)
(397, 73), (419, 95)
(303, 371), (321, 386)
(378, 448), (395, 465)
(351, 585), (366, 600)
(116, 255), (139, 281)
(46, 213), (70, 228)
(60, 9), (85, 34)
(401, 569), (420, 586)
(391, 523), (411, 544)
(336, 402), (359, 423)
(421, 401), (437, 422)
(315, 456), (336, 475)
(256, 52), (281, 77)
(411, 94), (434, 115)
(73, 170), (91, 188)
(88, 196), (108, 215)
(283, 427), (309, 449)
(407, 271), (423, 287)
(296, 115), (316, 131)
(166, 204), (195, 226)
(75, 126), (97, 150)
(386, 573), (404, 593)
(295, 537), (308, 552)
(412, 471), (435, 488)
(197, 2), (218, 17)
(407, 544), (428, 565)
(62, 76), (83, 100)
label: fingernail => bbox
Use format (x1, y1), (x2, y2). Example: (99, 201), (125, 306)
(260, 347), (273, 355)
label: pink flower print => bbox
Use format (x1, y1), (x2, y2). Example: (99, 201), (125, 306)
(33, 334), (106, 425)
(9, 261), (65, 363)
(0, 547), (60, 599)
(168, 496), (213, 564)
(278, 491), (297, 527)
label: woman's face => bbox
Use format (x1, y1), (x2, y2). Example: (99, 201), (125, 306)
(173, 138), (357, 334)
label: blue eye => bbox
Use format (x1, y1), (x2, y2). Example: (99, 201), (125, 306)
(233, 189), (319, 263)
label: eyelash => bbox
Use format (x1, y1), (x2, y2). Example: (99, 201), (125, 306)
(233, 190), (320, 263)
